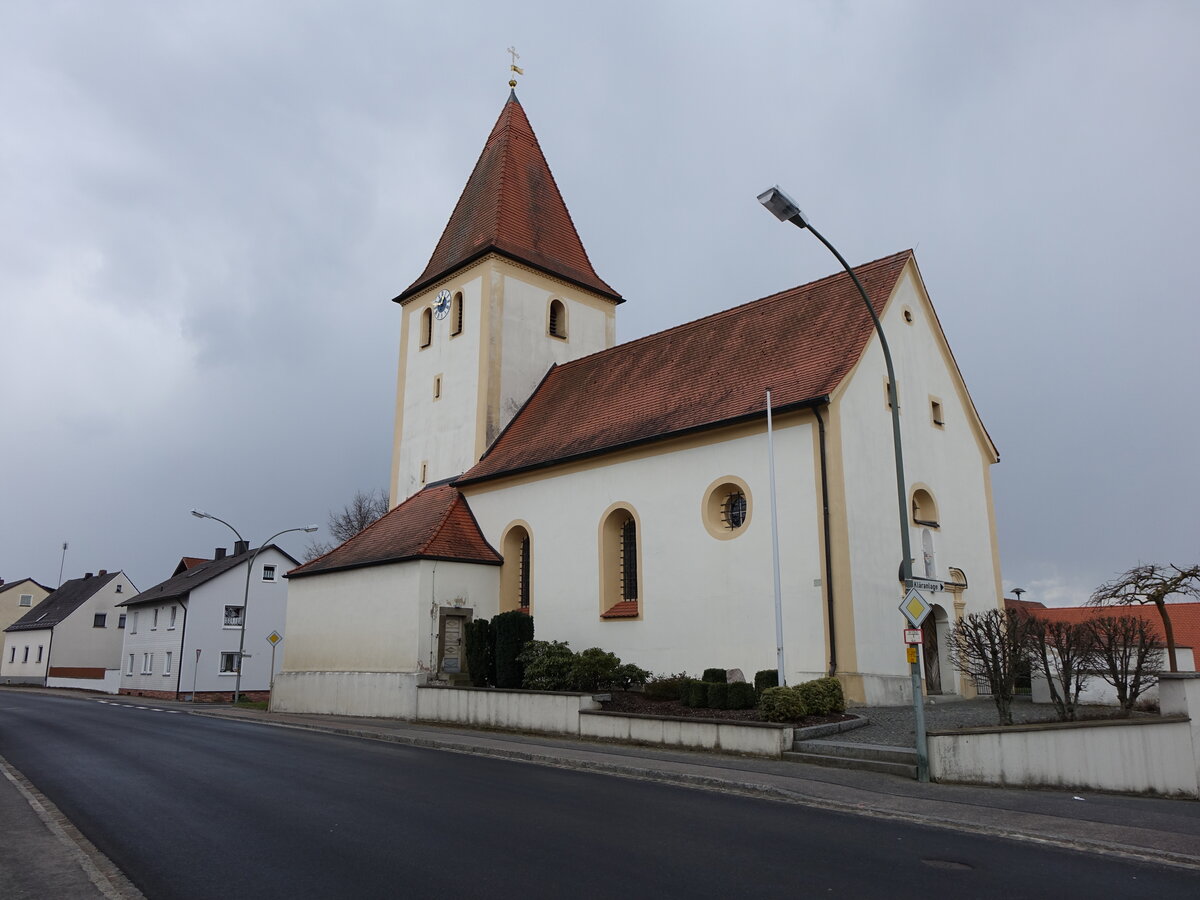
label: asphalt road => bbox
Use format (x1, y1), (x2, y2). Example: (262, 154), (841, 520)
(0, 691), (1194, 899)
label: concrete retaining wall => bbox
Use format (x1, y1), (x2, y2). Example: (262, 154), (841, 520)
(929, 674), (1200, 797)
(416, 685), (600, 735)
(580, 710), (793, 757)
(270, 671), (421, 718)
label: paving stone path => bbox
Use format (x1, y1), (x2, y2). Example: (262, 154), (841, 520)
(840, 696), (1064, 747)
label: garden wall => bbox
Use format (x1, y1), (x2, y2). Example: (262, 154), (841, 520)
(416, 685), (600, 735)
(580, 710), (794, 757)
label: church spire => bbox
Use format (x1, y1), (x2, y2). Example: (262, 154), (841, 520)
(395, 93), (621, 304)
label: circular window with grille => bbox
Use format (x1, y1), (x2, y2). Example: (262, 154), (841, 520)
(703, 477), (752, 540)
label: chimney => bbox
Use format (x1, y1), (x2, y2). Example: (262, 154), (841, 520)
(234, 540), (249, 556)
(215, 547), (227, 560)
(84, 572), (93, 579)
(98, 569), (107, 576)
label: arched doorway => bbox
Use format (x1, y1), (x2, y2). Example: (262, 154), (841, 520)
(922, 604), (951, 695)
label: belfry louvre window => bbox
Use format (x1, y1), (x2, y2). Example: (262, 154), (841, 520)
(452, 292), (464, 336)
(420, 307), (433, 348)
(548, 299), (567, 338)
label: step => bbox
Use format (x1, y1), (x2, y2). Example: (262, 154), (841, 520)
(792, 739), (918, 766)
(782, 749), (918, 779)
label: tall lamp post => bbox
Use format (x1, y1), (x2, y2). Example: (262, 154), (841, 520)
(192, 510), (317, 704)
(756, 186), (927, 782)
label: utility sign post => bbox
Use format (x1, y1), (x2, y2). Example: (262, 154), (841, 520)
(266, 631), (282, 691)
(899, 585), (931, 782)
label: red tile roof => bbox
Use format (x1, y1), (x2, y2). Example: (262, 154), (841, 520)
(458, 251), (913, 484)
(288, 483), (501, 578)
(600, 600), (639, 619)
(395, 91), (620, 304)
(1021, 602), (1200, 653)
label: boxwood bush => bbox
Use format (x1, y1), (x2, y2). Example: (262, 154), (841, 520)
(702, 668), (728, 684)
(726, 681), (756, 710)
(754, 669), (779, 695)
(493, 610), (534, 688)
(644, 672), (691, 701)
(758, 685), (809, 722)
(683, 679), (710, 708)
(706, 682), (730, 709)
(796, 676), (846, 715)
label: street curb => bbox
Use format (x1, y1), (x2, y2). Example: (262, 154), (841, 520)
(191, 710), (1200, 872)
(0, 755), (146, 900)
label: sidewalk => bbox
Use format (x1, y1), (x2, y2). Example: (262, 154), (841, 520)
(187, 702), (1200, 870)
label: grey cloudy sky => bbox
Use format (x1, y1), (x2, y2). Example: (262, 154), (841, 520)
(2, 1), (1197, 603)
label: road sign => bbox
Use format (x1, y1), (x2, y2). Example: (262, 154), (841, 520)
(903, 629), (923, 645)
(899, 587), (932, 628)
(906, 646), (918, 664)
(908, 577), (944, 593)
(266, 631), (282, 646)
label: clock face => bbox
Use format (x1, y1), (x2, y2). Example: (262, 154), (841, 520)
(434, 289), (451, 320)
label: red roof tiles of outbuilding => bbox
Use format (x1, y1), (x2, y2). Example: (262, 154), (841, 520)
(288, 483), (501, 578)
(396, 91), (620, 304)
(458, 250), (913, 484)
(1024, 602), (1200, 653)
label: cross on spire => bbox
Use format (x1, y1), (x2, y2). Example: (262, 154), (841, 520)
(507, 46), (524, 87)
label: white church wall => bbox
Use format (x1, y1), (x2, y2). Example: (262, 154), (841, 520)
(412, 560), (501, 675)
(836, 266), (1002, 703)
(464, 417), (827, 683)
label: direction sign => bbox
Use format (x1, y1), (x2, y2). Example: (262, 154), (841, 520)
(903, 629), (923, 645)
(908, 578), (944, 593)
(266, 631), (282, 646)
(899, 587), (932, 628)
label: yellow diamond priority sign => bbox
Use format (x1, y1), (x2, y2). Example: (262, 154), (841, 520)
(266, 630), (282, 646)
(900, 587), (932, 628)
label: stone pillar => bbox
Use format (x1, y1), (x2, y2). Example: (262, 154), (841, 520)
(1158, 673), (1200, 796)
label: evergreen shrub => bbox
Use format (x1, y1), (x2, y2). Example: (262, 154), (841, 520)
(758, 685), (808, 722)
(702, 668), (728, 684)
(612, 663), (652, 690)
(464, 619), (493, 687)
(754, 669), (779, 695)
(573, 648), (622, 691)
(798, 676), (846, 715)
(706, 682), (730, 709)
(644, 673), (691, 701)
(493, 610), (534, 688)
(684, 679), (710, 708)
(518, 640), (576, 691)
(726, 681), (756, 710)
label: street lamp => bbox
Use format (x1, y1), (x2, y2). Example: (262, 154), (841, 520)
(192, 510), (317, 704)
(757, 186), (928, 782)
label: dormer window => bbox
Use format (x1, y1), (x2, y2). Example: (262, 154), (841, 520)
(548, 299), (567, 339)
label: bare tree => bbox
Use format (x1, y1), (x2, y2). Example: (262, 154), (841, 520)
(303, 488), (391, 561)
(1086, 614), (1164, 714)
(949, 609), (1034, 726)
(1090, 563), (1200, 672)
(1026, 618), (1096, 721)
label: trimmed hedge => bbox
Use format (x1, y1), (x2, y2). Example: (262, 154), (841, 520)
(644, 673), (690, 701)
(683, 679), (710, 708)
(796, 676), (846, 715)
(758, 686), (808, 722)
(702, 668), (728, 684)
(754, 669), (779, 695)
(463, 619), (494, 687)
(727, 681), (756, 710)
(493, 610), (534, 688)
(706, 682), (730, 709)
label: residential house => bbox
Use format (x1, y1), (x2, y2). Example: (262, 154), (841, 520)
(0, 578), (52, 632)
(1, 570), (137, 692)
(118, 543), (297, 701)
(277, 91), (1005, 711)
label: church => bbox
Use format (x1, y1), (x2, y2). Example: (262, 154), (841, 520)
(275, 90), (1003, 709)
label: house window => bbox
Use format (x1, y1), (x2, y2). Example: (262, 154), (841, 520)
(500, 524), (532, 613)
(420, 307), (433, 348)
(225, 606), (244, 627)
(115, 584), (123, 593)
(142, 653), (153, 674)
(8, 647), (14, 663)
(912, 488), (940, 528)
(36, 646), (43, 663)
(220, 652), (240, 674)
(262, 566), (276, 583)
(127, 654), (134, 675)
(600, 506), (641, 618)
(19, 594), (32, 607)
(22, 646), (29, 663)
(169, 607), (177, 627)
(930, 397), (945, 427)
(433, 374), (442, 400)
(131, 611), (139, 634)
(702, 478), (752, 539)
(451, 291), (464, 336)
(118, 614), (127, 629)
(164, 652), (173, 676)
(548, 299), (567, 339)
(93, 613), (107, 628)
(152, 609), (158, 629)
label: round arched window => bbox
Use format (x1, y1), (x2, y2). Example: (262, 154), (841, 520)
(725, 491), (747, 529)
(703, 478), (752, 540)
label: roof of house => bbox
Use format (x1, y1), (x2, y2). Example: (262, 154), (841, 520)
(458, 250), (914, 485)
(395, 91), (620, 305)
(172, 556), (211, 576)
(288, 482), (502, 579)
(1010, 599), (1200, 653)
(119, 546), (297, 607)
(0, 578), (51, 597)
(5, 572), (120, 632)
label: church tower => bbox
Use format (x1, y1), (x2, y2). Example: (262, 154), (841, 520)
(389, 91), (623, 505)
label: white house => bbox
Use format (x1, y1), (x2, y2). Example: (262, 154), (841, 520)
(117, 543), (297, 701)
(2, 570), (138, 693)
(276, 91), (1004, 711)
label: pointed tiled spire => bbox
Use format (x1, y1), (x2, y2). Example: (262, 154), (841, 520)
(395, 92), (621, 304)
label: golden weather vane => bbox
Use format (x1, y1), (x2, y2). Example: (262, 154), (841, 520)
(507, 46), (524, 88)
